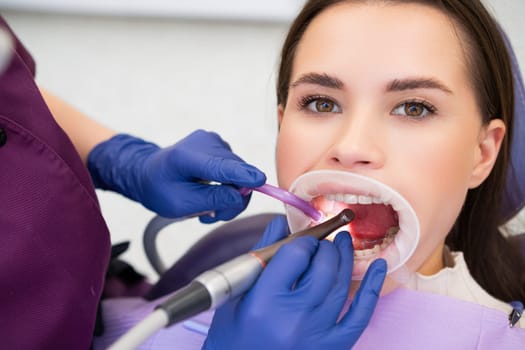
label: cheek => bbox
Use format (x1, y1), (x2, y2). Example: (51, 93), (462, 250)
(405, 133), (475, 209)
(393, 122), (477, 200)
(393, 130), (478, 269)
(276, 116), (326, 189)
(276, 127), (305, 189)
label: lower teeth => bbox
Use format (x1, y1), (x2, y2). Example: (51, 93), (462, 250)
(353, 227), (398, 259)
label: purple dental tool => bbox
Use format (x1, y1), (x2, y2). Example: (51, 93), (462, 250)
(240, 184), (323, 222)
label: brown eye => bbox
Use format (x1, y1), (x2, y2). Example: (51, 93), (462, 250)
(392, 100), (436, 119)
(299, 95), (341, 114)
(315, 98), (335, 112)
(404, 102), (424, 117)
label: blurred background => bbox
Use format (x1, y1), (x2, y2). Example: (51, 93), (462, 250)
(1, 0), (523, 282)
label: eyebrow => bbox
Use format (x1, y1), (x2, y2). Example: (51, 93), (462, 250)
(290, 72), (344, 90)
(386, 78), (453, 94)
(290, 72), (453, 95)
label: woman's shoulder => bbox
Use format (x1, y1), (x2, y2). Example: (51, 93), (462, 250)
(407, 250), (524, 328)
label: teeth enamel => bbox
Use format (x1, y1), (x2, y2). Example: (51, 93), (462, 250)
(324, 193), (383, 205)
(345, 194), (358, 204)
(391, 201), (402, 212)
(357, 195), (372, 204)
(353, 227), (398, 259)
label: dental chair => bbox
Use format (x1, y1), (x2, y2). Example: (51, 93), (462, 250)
(103, 30), (525, 303)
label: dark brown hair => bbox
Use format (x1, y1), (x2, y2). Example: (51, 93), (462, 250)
(277, 0), (525, 302)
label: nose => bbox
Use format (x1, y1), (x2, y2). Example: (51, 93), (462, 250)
(326, 110), (386, 170)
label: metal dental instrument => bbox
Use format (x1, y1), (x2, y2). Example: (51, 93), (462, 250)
(108, 208), (354, 350)
(144, 183), (324, 275)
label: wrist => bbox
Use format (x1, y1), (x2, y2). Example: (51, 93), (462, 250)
(87, 133), (159, 198)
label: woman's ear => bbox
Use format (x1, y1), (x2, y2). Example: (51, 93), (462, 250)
(277, 104), (285, 129)
(468, 118), (506, 188)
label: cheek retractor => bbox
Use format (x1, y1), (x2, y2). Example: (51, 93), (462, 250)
(285, 170), (420, 282)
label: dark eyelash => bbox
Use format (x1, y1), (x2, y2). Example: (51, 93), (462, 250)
(403, 99), (438, 114)
(297, 95), (332, 110)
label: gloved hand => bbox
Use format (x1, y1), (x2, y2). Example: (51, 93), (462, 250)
(87, 130), (266, 222)
(203, 216), (387, 350)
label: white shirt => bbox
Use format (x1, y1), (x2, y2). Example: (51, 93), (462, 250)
(406, 250), (525, 328)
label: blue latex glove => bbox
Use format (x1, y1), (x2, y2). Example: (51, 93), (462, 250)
(87, 130), (266, 222)
(203, 216), (387, 350)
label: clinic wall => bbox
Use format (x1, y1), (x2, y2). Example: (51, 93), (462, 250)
(2, 11), (288, 281)
(2, 0), (525, 281)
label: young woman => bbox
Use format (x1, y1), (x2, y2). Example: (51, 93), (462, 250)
(205, 0), (525, 348)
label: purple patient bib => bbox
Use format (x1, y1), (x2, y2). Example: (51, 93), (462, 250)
(96, 288), (525, 349)
(354, 288), (525, 349)
(0, 17), (111, 349)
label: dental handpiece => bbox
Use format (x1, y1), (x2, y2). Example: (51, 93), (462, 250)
(144, 184), (323, 277)
(108, 209), (354, 350)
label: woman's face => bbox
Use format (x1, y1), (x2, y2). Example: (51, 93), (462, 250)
(276, 2), (504, 279)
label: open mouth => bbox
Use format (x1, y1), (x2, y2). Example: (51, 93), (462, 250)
(285, 170), (420, 280)
(311, 194), (399, 259)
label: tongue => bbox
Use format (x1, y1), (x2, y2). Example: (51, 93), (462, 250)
(312, 197), (398, 249)
(346, 204), (397, 239)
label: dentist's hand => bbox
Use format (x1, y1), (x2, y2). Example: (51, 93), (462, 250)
(87, 129), (266, 222)
(203, 216), (387, 350)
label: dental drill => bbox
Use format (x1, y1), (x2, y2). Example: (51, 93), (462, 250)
(144, 183), (324, 275)
(108, 208), (354, 350)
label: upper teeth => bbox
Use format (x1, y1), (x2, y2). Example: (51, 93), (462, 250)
(324, 194), (383, 205)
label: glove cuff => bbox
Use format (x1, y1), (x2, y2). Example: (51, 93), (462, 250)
(87, 133), (160, 198)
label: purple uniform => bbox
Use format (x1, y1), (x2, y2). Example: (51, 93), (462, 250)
(0, 17), (110, 349)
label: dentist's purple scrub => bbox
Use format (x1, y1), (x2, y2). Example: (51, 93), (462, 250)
(0, 17), (111, 349)
(0, 16), (266, 349)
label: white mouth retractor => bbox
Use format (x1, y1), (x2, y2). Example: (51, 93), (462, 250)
(285, 170), (420, 281)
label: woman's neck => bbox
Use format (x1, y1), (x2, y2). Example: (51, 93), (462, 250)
(417, 244), (448, 275)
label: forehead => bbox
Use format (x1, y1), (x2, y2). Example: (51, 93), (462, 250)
(292, 2), (470, 87)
